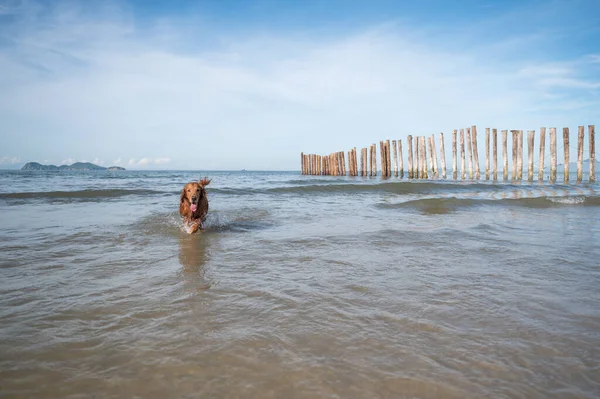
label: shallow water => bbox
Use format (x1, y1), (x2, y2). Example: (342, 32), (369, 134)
(1, 170), (599, 398)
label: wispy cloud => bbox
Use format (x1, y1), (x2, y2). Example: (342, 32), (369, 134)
(0, 0), (598, 169)
(0, 156), (20, 164)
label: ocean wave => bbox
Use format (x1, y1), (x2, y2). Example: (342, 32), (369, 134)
(378, 195), (600, 213)
(0, 189), (169, 201)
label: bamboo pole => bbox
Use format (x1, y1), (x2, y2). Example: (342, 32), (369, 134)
(577, 126), (584, 183)
(318, 155), (321, 175)
(373, 144), (377, 176)
(379, 141), (385, 177)
(492, 128), (498, 181)
(301, 153), (305, 174)
(472, 125), (480, 180)
(416, 138), (420, 179)
(348, 150), (353, 176)
(307, 154), (310, 175)
(466, 127), (473, 179)
(386, 140), (392, 177)
(352, 148), (357, 176)
(427, 136), (434, 177)
(333, 153), (337, 176)
(422, 137), (428, 179)
(590, 125), (596, 183)
(331, 153), (335, 176)
(431, 134), (439, 178)
(439, 133), (447, 179)
(563, 127), (569, 183)
(392, 140), (398, 177)
(502, 130), (508, 181)
(360, 148), (366, 176)
(399, 140), (404, 178)
(368, 146), (372, 176)
(511, 130), (517, 180)
(452, 129), (457, 180)
(387, 140), (391, 177)
(407, 136), (414, 179)
(418, 137), (423, 179)
(527, 130), (534, 182)
(538, 127), (546, 181)
(460, 128), (466, 180)
(550, 128), (557, 183)
(485, 127), (490, 180)
(517, 130), (523, 181)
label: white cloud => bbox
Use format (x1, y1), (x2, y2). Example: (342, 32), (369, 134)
(61, 158), (76, 165)
(154, 157), (171, 164)
(0, 156), (20, 164)
(0, 1), (598, 169)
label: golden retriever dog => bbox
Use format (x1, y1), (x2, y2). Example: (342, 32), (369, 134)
(180, 177), (211, 234)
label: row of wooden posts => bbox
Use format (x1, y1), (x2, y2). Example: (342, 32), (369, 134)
(301, 125), (596, 183)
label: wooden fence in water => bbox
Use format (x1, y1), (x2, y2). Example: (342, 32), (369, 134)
(300, 125), (596, 184)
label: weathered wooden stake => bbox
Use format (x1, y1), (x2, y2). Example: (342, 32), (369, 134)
(577, 126), (584, 183)
(301, 152), (304, 174)
(517, 130), (523, 181)
(431, 134), (439, 178)
(550, 128), (557, 183)
(563, 127), (570, 183)
(452, 129), (457, 180)
(472, 125), (480, 180)
(399, 140), (404, 178)
(386, 140), (392, 177)
(368, 146), (373, 176)
(527, 130), (534, 182)
(379, 141), (385, 177)
(373, 144), (377, 176)
(427, 136), (434, 177)
(421, 136), (429, 179)
(492, 129), (498, 181)
(415, 138), (420, 179)
(407, 135), (414, 179)
(392, 140), (398, 177)
(590, 125), (596, 183)
(502, 130), (508, 181)
(485, 128), (490, 180)
(360, 148), (365, 176)
(466, 127), (473, 179)
(538, 128), (546, 181)
(460, 129), (466, 180)
(439, 133), (447, 179)
(348, 150), (353, 176)
(511, 130), (517, 180)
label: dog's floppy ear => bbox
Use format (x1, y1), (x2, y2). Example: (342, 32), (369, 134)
(199, 177), (211, 187)
(180, 188), (190, 216)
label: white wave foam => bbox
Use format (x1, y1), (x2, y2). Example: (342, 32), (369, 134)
(547, 196), (586, 205)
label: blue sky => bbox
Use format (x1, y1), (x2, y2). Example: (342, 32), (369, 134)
(0, 0), (599, 170)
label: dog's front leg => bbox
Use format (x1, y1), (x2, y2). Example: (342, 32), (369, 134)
(189, 221), (201, 234)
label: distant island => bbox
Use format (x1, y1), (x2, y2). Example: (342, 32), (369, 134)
(21, 162), (125, 171)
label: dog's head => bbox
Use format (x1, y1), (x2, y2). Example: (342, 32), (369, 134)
(180, 177), (211, 215)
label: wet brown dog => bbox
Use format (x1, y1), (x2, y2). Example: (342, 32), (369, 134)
(179, 177), (211, 234)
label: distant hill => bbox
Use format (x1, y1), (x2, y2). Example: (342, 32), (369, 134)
(21, 162), (125, 171)
(555, 159), (599, 172)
